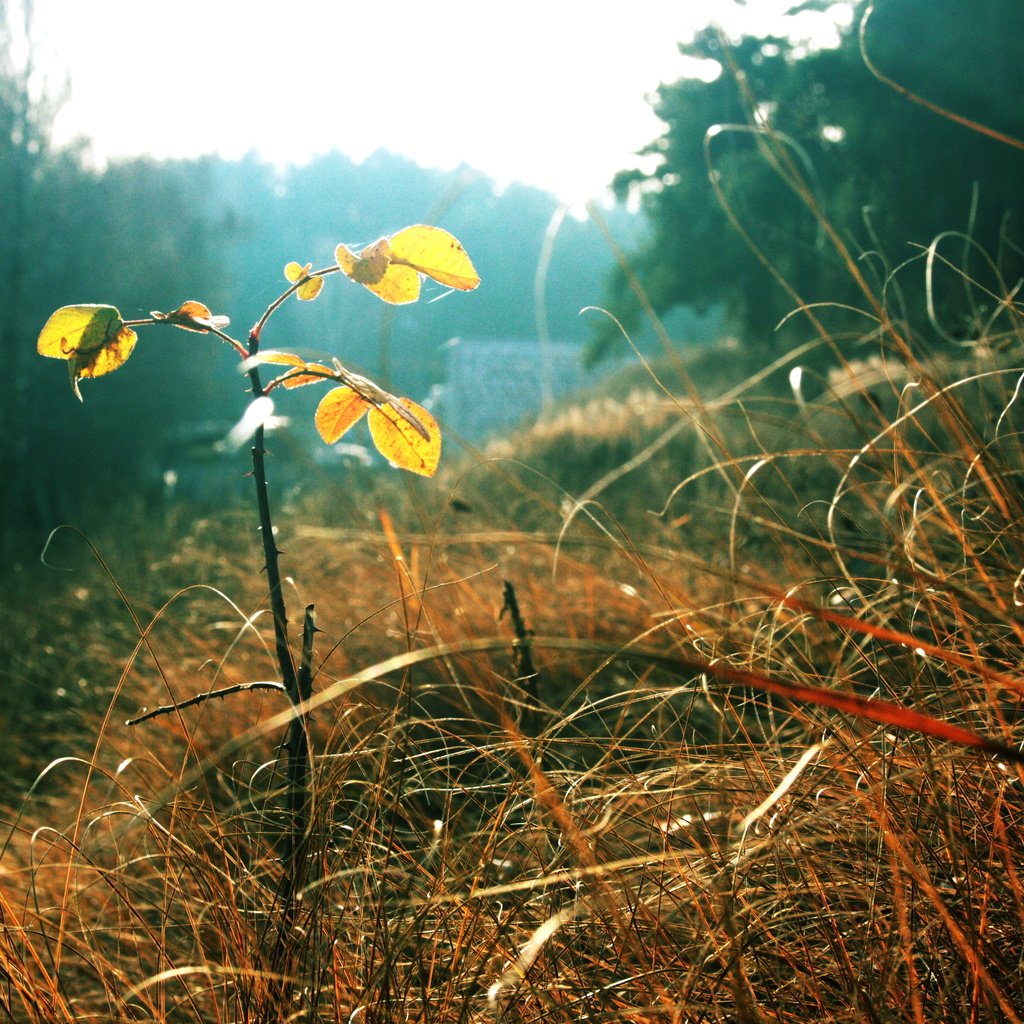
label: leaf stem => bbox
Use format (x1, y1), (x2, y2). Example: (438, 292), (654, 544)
(124, 316), (250, 359)
(251, 264), (342, 341)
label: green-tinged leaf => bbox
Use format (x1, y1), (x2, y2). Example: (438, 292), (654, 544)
(37, 304), (138, 400)
(315, 386), (371, 443)
(368, 399), (441, 477)
(284, 261), (325, 301)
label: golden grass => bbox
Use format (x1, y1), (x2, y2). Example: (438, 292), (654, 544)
(3, 304), (1024, 1022)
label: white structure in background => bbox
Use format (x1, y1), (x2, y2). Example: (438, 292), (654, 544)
(441, 338), (604, 443)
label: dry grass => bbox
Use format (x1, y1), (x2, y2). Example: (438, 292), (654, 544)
(6, 79), (1024, 1013)
(3, 296), (1024, 1023)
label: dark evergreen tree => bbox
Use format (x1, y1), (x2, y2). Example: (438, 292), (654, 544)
(594, 0), (1024, 361)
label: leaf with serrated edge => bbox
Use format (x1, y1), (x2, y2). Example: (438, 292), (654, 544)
(389, 225), (480, 292)
(336, 238), (422, 304)
(315, 386), (371, 444)
(368, 399), (441, 477)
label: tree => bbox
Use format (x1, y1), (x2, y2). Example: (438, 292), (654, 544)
(595, 0), (1024, 361)
(0, 0), (65, 545)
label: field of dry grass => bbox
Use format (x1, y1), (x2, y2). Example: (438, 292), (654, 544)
(3, 312), (1024, 1022)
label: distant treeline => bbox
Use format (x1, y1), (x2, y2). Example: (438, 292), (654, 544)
(1, 126), (640, 538)
(8, 0), (1020, 548)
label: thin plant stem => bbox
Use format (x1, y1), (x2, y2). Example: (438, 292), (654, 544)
(246, 325), (309, 875)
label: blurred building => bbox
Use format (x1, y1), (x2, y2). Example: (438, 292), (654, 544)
(440, 338), (603, 443)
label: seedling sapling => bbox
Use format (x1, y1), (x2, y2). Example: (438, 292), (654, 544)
(37, 224), (480, 889)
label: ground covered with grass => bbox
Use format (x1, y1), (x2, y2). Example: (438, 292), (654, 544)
(3, 330), (1024, 1022)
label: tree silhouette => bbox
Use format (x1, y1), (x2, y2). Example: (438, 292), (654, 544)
(594, 0), (1024, 361)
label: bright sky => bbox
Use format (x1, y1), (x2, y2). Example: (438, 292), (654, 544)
(28, 1), (851, 204)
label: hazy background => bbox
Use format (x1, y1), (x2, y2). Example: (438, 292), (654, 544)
(3, 0), (1021, 553)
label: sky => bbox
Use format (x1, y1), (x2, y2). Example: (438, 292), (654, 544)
(25, 1), (851, 204)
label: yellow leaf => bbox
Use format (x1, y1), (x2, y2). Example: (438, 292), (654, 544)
(389, 225), (480, 292)
(175, 300), (213, 319)
(335, 226), (479, 305)
(255, 350), (307, 367)
(254, 351), (335, 388)
(38, 304), (124, 360)
(37, 304), (138, 400)
(284, 261), (324, 301)
(281, 362), (334, 388)
(336, 237), (421, 304)
(151, 300), (231, 332)
(315, 386), (371, 444)
(368, 399), (441, 477)
(335, 238), (390, 284)
(361, 260), (421, 304)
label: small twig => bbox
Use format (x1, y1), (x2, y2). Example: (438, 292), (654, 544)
(284, 604), (318, 873)
(126, 681), (286, 726)
(501, 580), (539, 733)
(298, 602), (318, 703)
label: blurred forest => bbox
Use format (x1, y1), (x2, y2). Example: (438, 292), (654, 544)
(2, 142), (640, 545)
(5, 0), (1024, 553)
(0, 15), (640, 548)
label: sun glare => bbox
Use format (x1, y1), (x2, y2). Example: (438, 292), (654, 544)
(31, 1), (854, 203)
